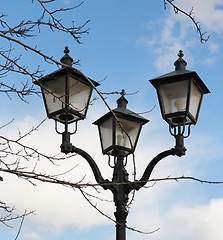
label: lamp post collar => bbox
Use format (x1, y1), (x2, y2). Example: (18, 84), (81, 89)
(174, 50), (187, 71)
(60, 46), (73, 66)
(117, 89), (128, 109)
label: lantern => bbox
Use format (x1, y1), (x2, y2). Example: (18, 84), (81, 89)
(35, 47), (99, 124)
(150, 50), (210, 127)
(93, 90), (149, 156)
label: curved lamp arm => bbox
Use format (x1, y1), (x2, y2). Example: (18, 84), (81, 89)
(133, 148), (176, 191)
(61, 130), (186, 193)
(132, 132), (187, 190)
(71, 146), (109, 189)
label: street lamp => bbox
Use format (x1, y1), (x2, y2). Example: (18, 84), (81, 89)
(35, 47), (100, 153)
(150, 50), (210, 156)
(35, 48), (210, 240)
(93, 89), (149, 157)
(35, 46), (100, 124)
(150, 50), (210, 127)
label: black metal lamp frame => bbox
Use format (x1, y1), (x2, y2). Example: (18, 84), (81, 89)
(36, 48), (210, 240)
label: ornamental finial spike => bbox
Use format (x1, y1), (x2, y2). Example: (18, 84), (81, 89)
(120, 89), (126, 97)
(174, 50), (187, 71)
(64, 46), (70, 54)
(60, 46), (74, 67)
(178, 50), (184, 58)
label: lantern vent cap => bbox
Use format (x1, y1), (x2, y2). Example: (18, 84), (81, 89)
(117, 89), (128, 109)
(93, 90), (149, 126)
(174, 50), (187, 71)
(149, 50), (210, 94)
(60, 46), (74, 66)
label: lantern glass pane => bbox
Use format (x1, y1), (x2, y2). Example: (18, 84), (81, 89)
(41, 74), (93, 122)
(42, 75), (66, 115)
(98, 117), (113, 152)
(68, 76), (92, 116)
(189, 81), (202, 120)
(115, 118), (141, 150)
(158, 80), (189, 115)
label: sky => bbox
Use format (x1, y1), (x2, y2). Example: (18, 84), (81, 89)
(1, 0), (223, 240)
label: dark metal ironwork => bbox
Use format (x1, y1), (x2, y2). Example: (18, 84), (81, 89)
(36, 48), (210, 240)
(59, 121), (185, 240)
(66, 142), (182, 240)
(35, 47), (100, 124)
(149, 50), (210, 128)
(93, 90), (149, 157)
(60, 46), (74, 66)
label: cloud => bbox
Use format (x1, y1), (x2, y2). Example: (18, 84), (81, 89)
(0, 106), (114, 234)
(1, 1), (223, 240)
(2, 106), (223, 240)
(168, 198), (223, 240)
(136, 16), (195, 73)
(126, 182), (223, 240)
(23, 231), (42, 240)
(176, 0), (223, 33)
(136, 0), (223, 74)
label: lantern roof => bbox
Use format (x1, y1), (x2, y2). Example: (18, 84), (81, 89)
(35, 66), (99, 87)
(93, 90), (149, 125)
(35, 46), (100, 87)
(149, 50), (210, 94)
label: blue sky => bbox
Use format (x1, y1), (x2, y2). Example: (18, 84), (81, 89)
(1, 0), (223, 240)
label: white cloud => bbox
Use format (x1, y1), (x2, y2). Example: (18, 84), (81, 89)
(0, 105), (114, 232)
(176, 0), (223, 33)
(137, 16), (195, 73)
(23, 231), (42, 240)
(0, 73), (221, 240)
(1, 1), (223, 240)
(137, 0), (223, 73)
(1, 95), (222, 240)
(126, 186), (223, 240)
(168, 198), (223, 240)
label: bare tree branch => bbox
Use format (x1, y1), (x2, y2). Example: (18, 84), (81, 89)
(164, 0), (210, 42)
(0, 1), (216, 237)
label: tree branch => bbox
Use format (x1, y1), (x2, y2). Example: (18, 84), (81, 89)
(165, 0), (210, 42)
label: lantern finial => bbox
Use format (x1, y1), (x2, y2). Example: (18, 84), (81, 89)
(60, 46), (73, 66)
(174, 50), (187, 71)
(121, 89), (126, 97)
(117, 89), (128, 109)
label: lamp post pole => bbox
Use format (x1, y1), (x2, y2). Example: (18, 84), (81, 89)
(35, 47), (210, 240)
(113, 153), (129, 240)
(110, 150), (178, 240)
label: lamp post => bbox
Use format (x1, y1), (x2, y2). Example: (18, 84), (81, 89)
(35, 47), (210, 240)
